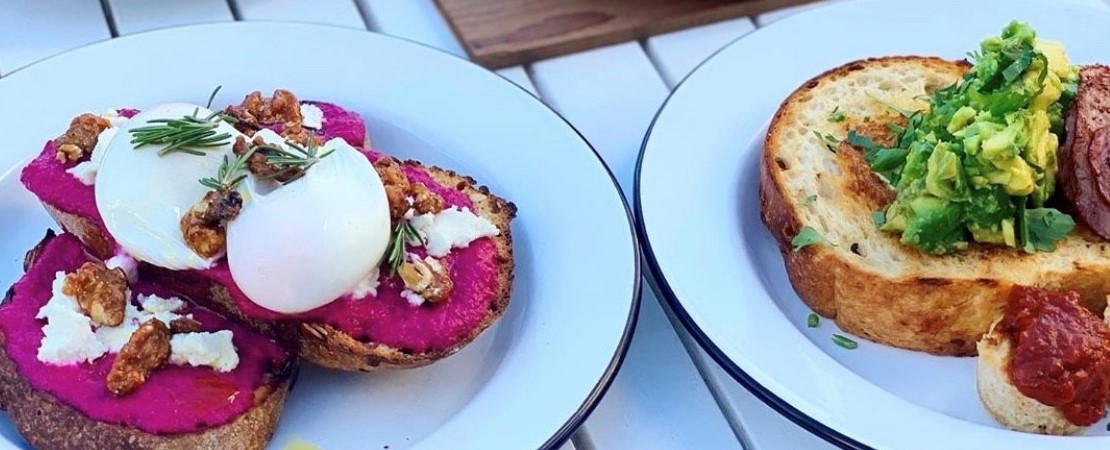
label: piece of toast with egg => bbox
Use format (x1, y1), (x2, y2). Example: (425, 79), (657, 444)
(0, 231), (295, 450)
(760, 54), (1110, 356)
(20, 90), (516, 371)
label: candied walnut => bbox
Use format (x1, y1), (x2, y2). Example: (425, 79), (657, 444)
(233, 135), (312, 182)
(181, 188), (243, 258)
(54, 113), (111, 163)
(170, 317), (204, 334)
(224, 89), (306, 141)
(107, 320), (171, 397)
(410, 183), (444, 215)
(62, 261), (128, 327)
(397, 256), (453, 303)
(373, 157), (445, 221)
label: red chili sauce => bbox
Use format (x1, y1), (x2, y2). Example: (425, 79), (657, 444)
(999, 286), (1110, 426)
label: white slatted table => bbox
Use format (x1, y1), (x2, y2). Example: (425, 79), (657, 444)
(2, 1), (1107, 449)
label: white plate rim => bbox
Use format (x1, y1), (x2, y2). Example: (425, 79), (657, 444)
(635, 1), (1110, 449)
(0, 21), (643, 450)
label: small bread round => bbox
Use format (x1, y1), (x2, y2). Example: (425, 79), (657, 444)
(976, 320), (1082, 435)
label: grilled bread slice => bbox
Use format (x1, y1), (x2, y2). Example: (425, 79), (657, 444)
(42, 161), (515, 372)
(0, 232), (295, 450)
(760, 56), (1110, 356)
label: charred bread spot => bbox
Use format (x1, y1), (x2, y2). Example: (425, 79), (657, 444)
(775, 158), (789, 171)
(915, 277), (952, 287)
(976, 278), (1001, 287)
(23, 229), (58, 273)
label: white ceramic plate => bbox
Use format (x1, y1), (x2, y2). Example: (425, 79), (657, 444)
(637, 0), (1110, 448)
(0, 22), (640, 450)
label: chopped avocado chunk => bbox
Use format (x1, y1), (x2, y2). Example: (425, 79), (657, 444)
(792, 226), (827, 251)
(872, 21), (1076, 254)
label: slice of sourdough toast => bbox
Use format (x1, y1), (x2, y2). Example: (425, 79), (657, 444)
(42, 158), (515, 372)
(761, 56), (1110, 356)
(0, 232), (295, 450)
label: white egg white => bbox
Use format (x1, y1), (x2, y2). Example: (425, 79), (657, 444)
(227, 138), (391, 314)
(95, 103), (243, 270)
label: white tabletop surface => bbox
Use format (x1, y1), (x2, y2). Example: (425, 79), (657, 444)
(1, 1), (1107, 449)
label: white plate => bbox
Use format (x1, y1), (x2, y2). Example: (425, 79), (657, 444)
(637, 1), (1110, 448)
(0, 22), (640, 450)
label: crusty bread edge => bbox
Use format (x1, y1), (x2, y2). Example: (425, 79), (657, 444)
(759, 56), (1110, 356)
(0, 237), (295, 450)
(975, 320), (1082, 436)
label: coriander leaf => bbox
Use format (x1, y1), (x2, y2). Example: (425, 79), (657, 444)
(868, 148), (911, 172)
(1021, 208), (1075, 253)
(802, 195), (817, 206)
(828, 106), (846, 123)
(791, 226), (826, 252)
(812, 131), (839, 152)
(845, 130), (879, 152)
(832, 334), (858, 350)
(807, 313), (820, 328)
(1001, 48), (1034, 83)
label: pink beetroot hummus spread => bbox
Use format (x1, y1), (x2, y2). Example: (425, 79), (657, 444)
(0, 234), (290, 435)
(22, 101), (504, 355)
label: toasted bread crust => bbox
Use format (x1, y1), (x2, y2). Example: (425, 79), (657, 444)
(46, 161), (516, 371)
(761, 57), (1110, 355)
(0, 247), (295, 450)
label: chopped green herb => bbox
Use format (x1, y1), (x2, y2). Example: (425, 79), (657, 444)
(832, 334), (858, 350)
(791, 226), (826, 252)
(802, 195), (818, 206)
(257, 138), (336, 184)
(130, 111), (236, 156)
(807, 313), (819, 328)
(872, 211), (887, 227)
(812, 131), (840, 152)
(827, 106), (846, 123)
(1021, 207), (1075, 253)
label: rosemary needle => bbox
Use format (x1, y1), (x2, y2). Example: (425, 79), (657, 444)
(199, 147), (256, 191)
(259, 138), (336, 184)
(386, 221), (424, 276)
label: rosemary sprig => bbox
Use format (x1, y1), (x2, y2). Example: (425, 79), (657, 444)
(259, 138), (336, 184)
(130, 111), (237, 156)
(199, 147), (256, 191)
(386, 221), (423, 276)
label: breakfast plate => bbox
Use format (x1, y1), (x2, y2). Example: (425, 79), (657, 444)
(0, 22), (640, 450)
(637, 0), (1110, 448)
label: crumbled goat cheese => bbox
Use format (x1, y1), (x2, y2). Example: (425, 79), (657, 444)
(36, 273), (109, 365)
(105, 252), (138, 282)
(351, 266), (381, 299)
(169, 331), (239, 372)
(408, 206), (499, 257)
(400, 289), (426, 307)
(36, 272), (237, 370)
(300, 103), (324, 129)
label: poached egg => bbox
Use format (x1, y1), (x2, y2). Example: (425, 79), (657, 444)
(95, 102), (391, 314)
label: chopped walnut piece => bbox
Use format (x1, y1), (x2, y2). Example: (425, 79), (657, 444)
(397, 256), (453, 303)
(170, 317), (204, 334)
(181, 188), (243, 258)
(107, 320), (171, 397)
(54, 113), (111, 163)
(233, 135), (315, 182)
(224, 89), (307, 142)
(373, 157), (445, 221)
(62, 261), (128, 327)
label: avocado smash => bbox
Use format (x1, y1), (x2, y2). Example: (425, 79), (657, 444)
(874, 22), (1078, 254)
